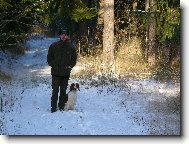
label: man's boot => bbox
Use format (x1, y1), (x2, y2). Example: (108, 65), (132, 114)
(59, 94), (68, 111)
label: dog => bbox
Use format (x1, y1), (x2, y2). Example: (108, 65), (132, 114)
(64, 83), (80, 111)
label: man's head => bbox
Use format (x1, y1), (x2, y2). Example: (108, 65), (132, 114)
(58, 29), (67, 35)
(59, 29), (69, 41)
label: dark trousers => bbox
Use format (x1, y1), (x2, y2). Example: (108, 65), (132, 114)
(51, 75), (69, 112)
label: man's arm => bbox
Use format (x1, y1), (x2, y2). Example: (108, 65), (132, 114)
(47, 45), (54, 66)
(70, 47), (77, 68)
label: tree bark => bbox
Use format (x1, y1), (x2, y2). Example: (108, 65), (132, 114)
(98, 0), (104, 25)
(146, 0), (156, 66)
(102, 0), (115, 74)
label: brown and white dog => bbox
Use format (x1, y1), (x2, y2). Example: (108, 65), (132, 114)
(64, 83), (80, 111)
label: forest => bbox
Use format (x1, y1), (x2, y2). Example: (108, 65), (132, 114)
(0, 0), (180, 81)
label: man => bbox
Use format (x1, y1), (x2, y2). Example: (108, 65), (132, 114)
(47, 30), (77, 113)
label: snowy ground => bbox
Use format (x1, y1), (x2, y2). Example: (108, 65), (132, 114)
(0, 37), (180, 135)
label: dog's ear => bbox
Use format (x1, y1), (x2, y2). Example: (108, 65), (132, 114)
(76, 83), (80, 91)
(70, 83), (75, 91)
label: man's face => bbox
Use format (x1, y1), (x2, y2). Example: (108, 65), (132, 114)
(60, 34), (69, 41)
(60, 34), (67, 41)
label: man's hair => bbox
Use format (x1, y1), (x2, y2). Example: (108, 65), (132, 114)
(58, 29), (67, 35)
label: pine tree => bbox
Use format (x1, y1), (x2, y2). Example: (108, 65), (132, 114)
(102, 0), (115, 74)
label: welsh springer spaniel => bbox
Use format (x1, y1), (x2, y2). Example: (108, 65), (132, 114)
(64, 83), (80, 111)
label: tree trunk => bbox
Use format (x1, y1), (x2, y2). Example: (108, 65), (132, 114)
(78, 21), (88, 54)
(147, 0), (156, 66)
(98, 0), (104, 25)
(88, 0), (97, 45)
(144, 0), (157, 66)
(144, 0), (150, 62)
(132, 0), (137, 11)
(102, 0), (115, 74)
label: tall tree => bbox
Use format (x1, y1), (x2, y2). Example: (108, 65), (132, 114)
(102, 0), (115, 74)
(98, 0), (104, 25)
(147, 0), (157, 66)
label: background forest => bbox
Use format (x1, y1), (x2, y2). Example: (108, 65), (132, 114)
(0, 0), (180, 81)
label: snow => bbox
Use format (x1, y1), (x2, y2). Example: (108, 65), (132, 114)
(0, 37), (180, 135)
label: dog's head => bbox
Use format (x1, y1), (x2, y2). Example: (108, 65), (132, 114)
(70, 83), (80, 91)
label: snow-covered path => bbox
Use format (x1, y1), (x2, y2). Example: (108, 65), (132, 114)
(0, 37), (180, 135)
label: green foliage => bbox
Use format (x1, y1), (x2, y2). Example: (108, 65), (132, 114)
(114, 0), (180, 45)
(72, 7), (97, 22)
(54, 0), (97, 22)
(156, 0), (180, 43)
(0, 0), (98, 52)
(0, 0), (12, 9)
(0, 0), (48, 52)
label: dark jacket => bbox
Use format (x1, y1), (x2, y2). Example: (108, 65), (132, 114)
(47, 39), (77, 77)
